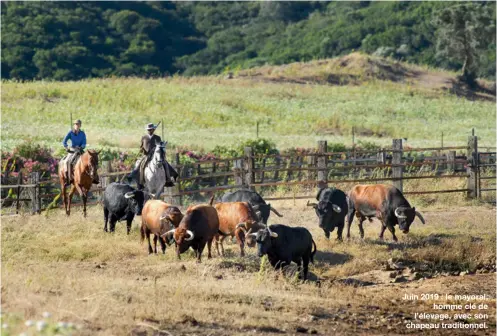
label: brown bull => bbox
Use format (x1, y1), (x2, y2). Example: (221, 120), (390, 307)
(140, 200), (183, 254)
(162, 204), (220, 263)
(347, 184), (425, 241)
(214, 202), (265, 257)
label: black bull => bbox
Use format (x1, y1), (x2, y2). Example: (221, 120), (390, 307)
(307, 187), (348, 241)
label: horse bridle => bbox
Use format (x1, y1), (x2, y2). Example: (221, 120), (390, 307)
(85, 153), (99, 180)
(151, 145), (165, 168)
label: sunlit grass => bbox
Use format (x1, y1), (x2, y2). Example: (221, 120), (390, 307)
(2, 61), (495, 153)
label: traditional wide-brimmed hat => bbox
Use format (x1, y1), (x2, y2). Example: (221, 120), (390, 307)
(145, 123), (157, 130)
(73, 119), (82, 125)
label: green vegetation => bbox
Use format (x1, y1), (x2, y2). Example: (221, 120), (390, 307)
(434, 3), (496, 85)
(2, 2), (495, 80)
(2, 54), (495, 153)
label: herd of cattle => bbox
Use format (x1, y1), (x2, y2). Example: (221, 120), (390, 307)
(102, 183), (425, 280)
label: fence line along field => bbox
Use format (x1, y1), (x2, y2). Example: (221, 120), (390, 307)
(2, 135), (495, 215)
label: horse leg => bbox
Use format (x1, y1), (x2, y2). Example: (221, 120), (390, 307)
(82, 191), (88, 218)
(60, 179), (68, 216)
(67, 185), (76, 216)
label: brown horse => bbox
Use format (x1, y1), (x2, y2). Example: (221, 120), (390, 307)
(59, 150), (100, 217)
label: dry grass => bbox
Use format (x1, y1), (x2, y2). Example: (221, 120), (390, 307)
(1, 199), (495, 335)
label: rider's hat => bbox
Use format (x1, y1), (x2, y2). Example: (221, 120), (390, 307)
(73, 119), (82, 125)
(146, 123), (157, 131)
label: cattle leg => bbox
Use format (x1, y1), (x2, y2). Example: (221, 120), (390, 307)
(235, 229), (245, 257)
(336, 224), (344, 242)
(158, 236), (166, 254)
(146, 228), (153, 254)
(214, 236), (222, 256)
(379, 225), (387, 240)
(109, 218), (118, 232)
(302, 256), (310, 281)
(207, 238), (213, 259)
(346, 203), (356, 239)
(153, 235), (158, 254)
(358, 218), (365, 239)
(197, 241), (207, 263)
(103, 207), (109, 232)
(387, 225), (398, 242)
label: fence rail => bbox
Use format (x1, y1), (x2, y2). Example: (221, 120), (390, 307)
(1, 134), (495, 214)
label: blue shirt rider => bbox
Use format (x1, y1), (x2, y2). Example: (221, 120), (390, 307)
(62, 119), (86, 181)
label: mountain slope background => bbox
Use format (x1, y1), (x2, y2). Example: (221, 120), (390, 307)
(1, 1), (495, 81)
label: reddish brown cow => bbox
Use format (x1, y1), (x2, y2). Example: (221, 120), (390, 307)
(162, 204), (220, 263)
(214, 202), (265, 257)
(347, 184), (425, 241)
(140, 200), (183, 254)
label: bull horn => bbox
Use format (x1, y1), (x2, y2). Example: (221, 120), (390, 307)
(306, 201), (318, 207)
(332, 204), (342, 213)
(124, 192), (134, 199)
(394, 208), (407, 219)
(270, 206), (283, 217)
(252, 204), (260, 211)
(184, 230), (195, 241)
(160, 228), (176, 238)
(267, 226), (278, 238)
(415, 211), (425, 224)
(248, 232), (257, 238)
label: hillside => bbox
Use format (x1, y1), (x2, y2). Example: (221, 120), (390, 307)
(237, 53), (496, 101)
(1, 53), (495, 153)
(1, 1), (496, 80)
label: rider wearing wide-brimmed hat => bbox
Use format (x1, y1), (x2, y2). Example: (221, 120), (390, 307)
(128, 123), (177, 189)
(62, 119), (86, 182)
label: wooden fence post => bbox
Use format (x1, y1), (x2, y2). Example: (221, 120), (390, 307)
(317, 141), (328, 189)
(447, 151), (456, 173)
(165, 153), (182, 206)
(467, 135), (478, 198)
(244, 147), (254, 189)
(234, 157), (244, 187)
(306, 155), (315, 181)
(29, 172), (40, 214)
(16, 172), (23, 214)
(273, 156), (281, 182)
(392, 139), (403, 192)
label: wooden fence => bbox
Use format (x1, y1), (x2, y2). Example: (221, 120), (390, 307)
(1, 135), (495, 214)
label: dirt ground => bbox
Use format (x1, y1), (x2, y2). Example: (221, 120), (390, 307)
(1, 200), (496, 335)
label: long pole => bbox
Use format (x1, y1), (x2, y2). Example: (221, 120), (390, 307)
(162, 119), (164, 139)
(70, 112), (73, 130)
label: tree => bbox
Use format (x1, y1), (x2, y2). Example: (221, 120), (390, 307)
(434, 3), (496, 86)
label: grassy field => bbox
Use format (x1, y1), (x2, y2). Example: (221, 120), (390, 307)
(2, 200), (495, 335)
(2, 53), (495, 152)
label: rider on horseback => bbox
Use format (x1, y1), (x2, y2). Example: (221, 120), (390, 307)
(128, 123), (177, 189)
(62, 119), (86, 183)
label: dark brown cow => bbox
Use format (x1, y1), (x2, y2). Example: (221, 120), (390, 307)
(162, 204), (220, 263)
(347, 184), (425, 241)
(214, 202), (265, 257)
(140, 200), (183, 254)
